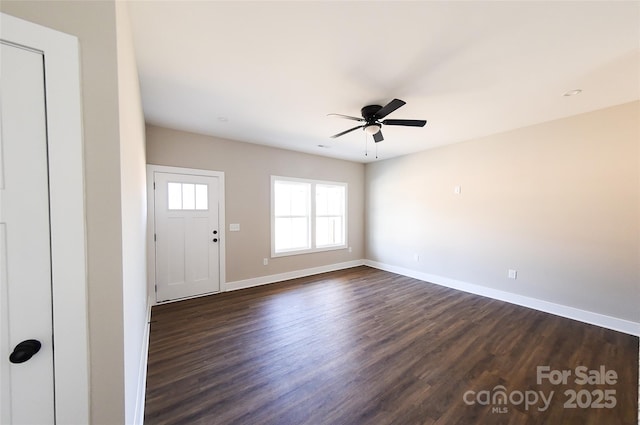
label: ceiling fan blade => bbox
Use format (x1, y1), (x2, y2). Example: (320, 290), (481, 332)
(382, 119), (427, 127)
(327, 113), (364, 122)
(331, 125), (363, 138)
(373, 130), (384, 143)
(374, 98), (406, 119)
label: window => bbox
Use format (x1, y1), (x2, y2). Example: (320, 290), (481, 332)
(315, 184), (346, 248)
(271, 176), (347, 256)
(273, 180), (311, 252)
(167, 182), (208, 210)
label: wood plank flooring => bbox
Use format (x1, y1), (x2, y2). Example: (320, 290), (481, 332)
(145, 266), (638, 425)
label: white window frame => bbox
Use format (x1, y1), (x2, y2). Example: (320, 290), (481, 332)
(271, 176), (348, 257)
(167, 181), (209, 211)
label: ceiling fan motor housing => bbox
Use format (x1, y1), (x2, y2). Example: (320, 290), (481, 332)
(361, 105), (383, 122)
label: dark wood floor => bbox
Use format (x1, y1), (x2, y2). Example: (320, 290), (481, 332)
(144, 266), (638, 425)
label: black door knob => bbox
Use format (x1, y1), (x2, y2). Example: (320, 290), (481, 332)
(213, 238), (218, 243)
(9, 339), (42, 364)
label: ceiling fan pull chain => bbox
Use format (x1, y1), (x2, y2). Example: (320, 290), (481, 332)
(364, 132), (368, 157)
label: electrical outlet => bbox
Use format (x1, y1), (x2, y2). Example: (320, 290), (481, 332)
(454, 185), (462, 195)
(508, 269), (517, 279)
(263, 258), (268, 266)
(348, 246), (352, 253)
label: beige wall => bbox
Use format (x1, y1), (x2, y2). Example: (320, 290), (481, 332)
(115, 2), (148, 424)
(1, 1), (148, 423)
(146, 125), (366, 283)
(366, 101), (640, 322)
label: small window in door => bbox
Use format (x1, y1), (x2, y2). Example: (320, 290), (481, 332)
(167, 182), (208, 210)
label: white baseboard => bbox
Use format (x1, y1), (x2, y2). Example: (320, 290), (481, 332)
(224, 260), (365, 292)
(365, 260), (640, 337)
(134, 297), (153, 425)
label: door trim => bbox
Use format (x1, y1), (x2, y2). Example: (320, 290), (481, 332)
(1, 13), (89, 424)
(146, 165), (226, 304)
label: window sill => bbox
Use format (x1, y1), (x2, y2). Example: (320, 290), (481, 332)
(272, 244), (348, 258)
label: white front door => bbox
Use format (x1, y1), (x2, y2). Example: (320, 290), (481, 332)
(153, 172), (221, 302)
(0, 42), (55, 424)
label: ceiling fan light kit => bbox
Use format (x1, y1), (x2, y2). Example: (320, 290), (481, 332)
(364, 124), (381, 135)
(329, 98), (426, 144)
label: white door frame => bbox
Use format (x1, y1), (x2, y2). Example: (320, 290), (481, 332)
(1, 13), (89, 424)
(147, 165), (226, 303)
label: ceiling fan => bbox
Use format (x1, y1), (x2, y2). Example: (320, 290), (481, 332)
(329, 98), (426, 143)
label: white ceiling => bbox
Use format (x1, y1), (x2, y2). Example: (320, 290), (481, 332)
(127, 1), (640, 163)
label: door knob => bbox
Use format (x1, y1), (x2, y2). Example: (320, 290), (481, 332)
(213, 238), (218, 243)
(9, 339), (41, 364)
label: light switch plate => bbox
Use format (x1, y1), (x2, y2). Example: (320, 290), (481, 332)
(229, 223), (240, 232)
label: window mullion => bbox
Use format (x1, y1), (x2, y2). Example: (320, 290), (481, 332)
(310, 183), (315, 250)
